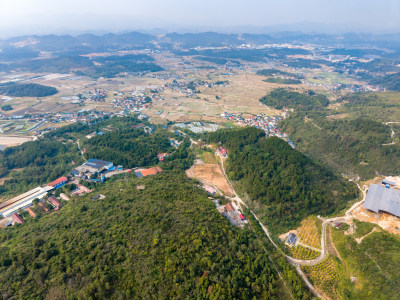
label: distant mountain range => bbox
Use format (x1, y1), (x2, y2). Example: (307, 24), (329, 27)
(1, 31), (400, 58)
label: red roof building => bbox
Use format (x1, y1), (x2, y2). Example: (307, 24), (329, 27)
(47, 176), (68, 188)
(49, 197), (61, 209)
(135, 166), (163, 177)
(225, 203), (235, 212)
(26, 207), (37, 218)
(60, 193), (70, 201)
(38, 201), (49, 213)
(12, 213), (25, 224)
(76, 184), (92, 194)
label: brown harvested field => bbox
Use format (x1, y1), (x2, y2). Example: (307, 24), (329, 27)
(0, 135), (34, 147)
(352, 205), (400, 235)
(186, 161), (234, 196)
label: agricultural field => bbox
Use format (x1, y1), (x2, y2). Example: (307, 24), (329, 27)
(290, 244), (320, 260)
(296, 216), (322, 249)
(200, 150), (217, 164)
(302, 256), (348, 299)
(307, 70), (359, 86)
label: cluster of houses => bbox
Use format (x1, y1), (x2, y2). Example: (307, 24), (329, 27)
(0, 176), (70, 226)
(213, 199), (247, 227)
(0, 158), (130, 227)
(111, 89), (154, 112)
(220, 111), (296, 148)
(201, 185), (247, 227)
(168, 137), (183, 148)
(0, 111), (111, 136)
(217, 147), (228, 158)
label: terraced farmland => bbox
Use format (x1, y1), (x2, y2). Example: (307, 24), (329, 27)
(297, 216), (322, 249)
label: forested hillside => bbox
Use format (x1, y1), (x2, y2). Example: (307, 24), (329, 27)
(0, 140), (82, 196)
(0, 170), (287, 299)
(331, 226), (400, 298)
(75, 55), (163, 78)
(371, 72), (400, 91)
(81, 128), (174, 168)
(280, 112), (400, 179)
(205, 127), (358, 234)
(259, 89), (329, 110)
(0, 83), (58, 97)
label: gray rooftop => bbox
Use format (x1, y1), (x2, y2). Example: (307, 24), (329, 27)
(382, 179), (396, 186)
(286, 233), (298, 245)
(363, 184), (400, 217)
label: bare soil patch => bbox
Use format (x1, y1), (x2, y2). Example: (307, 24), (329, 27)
(353, 205), (400, 235)
(0, 135), (33, 147)
(187, 162), (234, 196)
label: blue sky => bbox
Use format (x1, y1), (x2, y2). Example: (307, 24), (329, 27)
(0, 0), (399, 36)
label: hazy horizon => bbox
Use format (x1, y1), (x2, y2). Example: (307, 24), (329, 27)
(0, 0), (399, 38)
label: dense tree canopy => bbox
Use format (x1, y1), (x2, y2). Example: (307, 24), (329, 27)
(280, 113), (400, 179)
(0, 83), (58, 97)
(81, 128), (174, 168)
(0, 140), (82, 196)
(206, 127), (358, 234)
(259, 89), (329, 110)
(0, 171), (284, 299)
(371, 72), (400, 91)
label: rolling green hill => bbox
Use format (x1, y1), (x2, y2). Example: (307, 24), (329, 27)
(259, 89), (329, 110)
(205, 127), (358, 234)
(0, 83), (58, 97)
(280, 112), (400, 180)
(0, 117), (312, 299)
(0, 172), (285, 299)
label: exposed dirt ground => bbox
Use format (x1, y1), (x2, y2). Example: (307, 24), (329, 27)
(0, 135), (34, 147)
(353, 205), (400, 235)
(186, 160), (234, 196)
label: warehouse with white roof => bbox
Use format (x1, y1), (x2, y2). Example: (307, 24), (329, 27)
(0, 186), (54, 217)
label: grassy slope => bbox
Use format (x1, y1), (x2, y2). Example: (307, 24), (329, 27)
(280, 113), (400, 180)
(331, 228), (400, 299)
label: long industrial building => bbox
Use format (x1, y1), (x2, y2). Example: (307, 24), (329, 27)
(363, 184), (400, 217)
(71, 158), (113, 178)
(0, 186), (54, 217)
